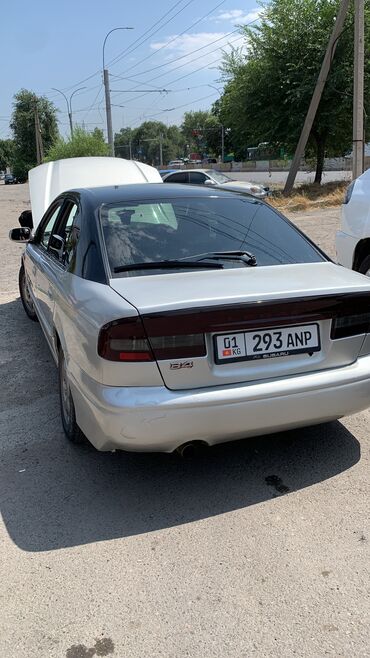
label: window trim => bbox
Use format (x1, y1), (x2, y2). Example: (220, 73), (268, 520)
(34, 200), (65, 251)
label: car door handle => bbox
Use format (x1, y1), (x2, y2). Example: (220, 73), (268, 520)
(47, 289), (53, 300)
(32, 265), (37, 276)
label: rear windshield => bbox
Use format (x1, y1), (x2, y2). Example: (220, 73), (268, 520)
(100, 196), (325, 277)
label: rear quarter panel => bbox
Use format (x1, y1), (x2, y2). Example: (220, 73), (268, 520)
(52, 273), (163, 387)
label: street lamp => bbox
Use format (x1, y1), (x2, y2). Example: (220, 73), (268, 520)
(102, 27), (134, 156)
(52, 87), (86, 137)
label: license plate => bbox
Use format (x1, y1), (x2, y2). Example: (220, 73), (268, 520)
(214, 323), (320, 364)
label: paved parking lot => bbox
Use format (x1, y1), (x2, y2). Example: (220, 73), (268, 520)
(0, 183), (369, 658)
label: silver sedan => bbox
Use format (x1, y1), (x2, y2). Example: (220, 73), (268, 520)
(162, 168), (269, 198)
(10, 183), (370, 453)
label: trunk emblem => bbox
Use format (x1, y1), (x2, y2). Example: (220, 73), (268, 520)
(170, 361), (194, 370)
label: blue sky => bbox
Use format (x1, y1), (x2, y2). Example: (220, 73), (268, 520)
(0, 0), (260, 139)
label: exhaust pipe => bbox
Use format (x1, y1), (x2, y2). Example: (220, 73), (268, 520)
(175, 441), (207, 459)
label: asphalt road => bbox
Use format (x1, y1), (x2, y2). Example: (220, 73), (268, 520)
(0, 184), (369, 658)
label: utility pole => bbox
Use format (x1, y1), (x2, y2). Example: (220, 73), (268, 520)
(34, 99), (44, 164)
(221, 125), (225, 163)
(103, 68), (114, 156)
(283, 0), (350, 195)
(129, 139), (132, 160)
(102, 27), (134, 158)
(353, 0), (365, 179)
(159, 133), (164, 167)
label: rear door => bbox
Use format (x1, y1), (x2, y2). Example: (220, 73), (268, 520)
(29, 200), (78, 347)
(25, 201), (65, 335)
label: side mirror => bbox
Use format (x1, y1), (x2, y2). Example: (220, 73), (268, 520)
(204, 179), (215, 186)
(9, 227), (32, 242)
(48, 234), (64, 260)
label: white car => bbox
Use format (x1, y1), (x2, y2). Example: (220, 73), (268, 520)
(9, 158), (370, 453)
(162, 168), (268, 199)
(336, 169), (370, 275)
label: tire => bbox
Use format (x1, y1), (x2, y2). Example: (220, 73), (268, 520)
(19, 266), (38, 321)
(358, 255), (370, 277)
(58, 347), (85, 445)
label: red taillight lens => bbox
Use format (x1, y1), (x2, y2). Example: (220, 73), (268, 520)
(98, 318), (206, 362)
(98, 317), (154, 362)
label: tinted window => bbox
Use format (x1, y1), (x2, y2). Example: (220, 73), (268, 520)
(100, 197), (324, 277)
(38, 204), (63, 249)
(165, 172), (188, 183)
(189, 172), (207, 184)
(59, 203), (80, 269)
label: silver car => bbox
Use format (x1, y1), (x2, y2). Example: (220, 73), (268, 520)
(162, 168), (269, 198)
(10, 183), (370, 453)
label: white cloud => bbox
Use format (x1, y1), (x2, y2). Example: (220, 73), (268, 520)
(151, 32), (228, 54)
(149, 32), (241, 71)
(212, 8), (261, 24)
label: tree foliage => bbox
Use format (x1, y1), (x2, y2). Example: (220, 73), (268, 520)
(10, 89), (58, 179)
(219, 0), (370, 182)
(0, 139), (14, 171)
(181, 111), (223, 156)
(115, 121), (185, 164)
(45, 127), (109, 161)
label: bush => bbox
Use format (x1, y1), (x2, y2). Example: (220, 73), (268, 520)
(45, 127), (109, 161)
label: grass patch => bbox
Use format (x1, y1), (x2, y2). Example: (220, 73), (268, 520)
(268, 181), (348, 213)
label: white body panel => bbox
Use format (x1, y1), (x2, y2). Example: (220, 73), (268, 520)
(109, 261), (370, 313)
(28, 157), (162, 227)
(336, 169), (370, 269)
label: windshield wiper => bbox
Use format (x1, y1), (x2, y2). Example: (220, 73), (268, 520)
(113, 259), (224, 273)
(180, 250), (257, 266)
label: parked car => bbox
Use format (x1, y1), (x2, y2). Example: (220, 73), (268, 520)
(336, 170), (370, 275)
(9, 161), (370, 453)
(158, 169), (177, 179)
(167, 160), (185, 168)
(4, 173), (17, 184)
(162, 168), (269, 199)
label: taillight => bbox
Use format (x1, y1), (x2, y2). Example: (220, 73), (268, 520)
(150, 334), (206, 359)
(331, 312), (370, 339)
(98, 317), (154, 362)
(98, 317), (206, 361)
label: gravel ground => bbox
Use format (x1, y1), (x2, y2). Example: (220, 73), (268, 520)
(0, 183), (369, 658)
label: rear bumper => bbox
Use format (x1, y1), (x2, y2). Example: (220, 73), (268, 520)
(336, 230), (358, 269)
(70, 355), (370, 452)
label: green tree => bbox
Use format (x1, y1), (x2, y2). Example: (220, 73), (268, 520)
(10, 89), (58, 179)
(181, 111), (222, 157)
(0, 139), (14, 171)
(45, 127), (109, 161)
(114, 122), (185, 164)
(219, 0), (370, 183)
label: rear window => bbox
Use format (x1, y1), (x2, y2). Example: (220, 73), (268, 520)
(100, 196), (325, 277)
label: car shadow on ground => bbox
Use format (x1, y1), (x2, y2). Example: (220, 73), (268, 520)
(0, 298), (361, 552)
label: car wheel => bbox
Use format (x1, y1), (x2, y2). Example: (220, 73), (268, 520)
(19, 266), (38, 321)
(58, 348), (85, 445)
(358, 255), (370, 277)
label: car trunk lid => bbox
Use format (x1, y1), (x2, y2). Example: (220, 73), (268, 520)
(109, 262), (370, 390)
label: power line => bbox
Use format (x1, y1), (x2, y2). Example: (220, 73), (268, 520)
(115, 0), (228, 77)
(48, 0), (197, 94)
(108, 0), (196, 69)
(111, 34), (244, 106)
(112, 27), (240, 80)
